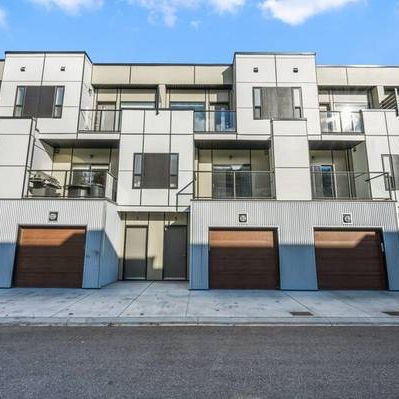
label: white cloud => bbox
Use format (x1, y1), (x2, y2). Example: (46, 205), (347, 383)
(129, 0), (245, 27)
(129, 0), (198, 27)
(190, 19), (201, 29)
(30, 0), (103, 15)
(0, 7), (6, 28)
(209, 0), (245, 13)
(27, 0), (364, 25)
(260, 0), (361, 25)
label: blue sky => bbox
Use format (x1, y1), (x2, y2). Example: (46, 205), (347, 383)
(0, 0), (398, 65)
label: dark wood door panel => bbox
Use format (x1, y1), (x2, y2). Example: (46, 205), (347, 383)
(209, 230), (279, 289)
(13, 227), (86, 288)
(315, 230), (387, 290)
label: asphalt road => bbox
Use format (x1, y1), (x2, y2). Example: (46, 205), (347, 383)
(0, 326), (399, 399)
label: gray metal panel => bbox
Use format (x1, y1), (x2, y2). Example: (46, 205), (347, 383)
(277, 88), (294, 119)
(0, 199), (116, 289)
(163, 225), (187, 280)
(190, 200), (399, 291)
(124, 227), (147, 279)
(100, 201), (122, 286)
(391, 155), (399, 189)
(38, 86), (56, 118)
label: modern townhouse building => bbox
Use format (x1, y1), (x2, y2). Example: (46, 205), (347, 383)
(0, 51), (399, 291)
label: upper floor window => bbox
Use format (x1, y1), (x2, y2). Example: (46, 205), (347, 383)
(253, 87), (302, 120)
(14, 86), (65, 118)
(121, 101), (155, 109)
(319, 88), (371, 112)
(169, 102), (205, 111)
(133, 153), (179, 189)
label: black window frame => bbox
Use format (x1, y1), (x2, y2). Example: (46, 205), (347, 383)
(13, 86), (27, 117)
(52, 86), (65, 119)
(132, 153), (179, 189)
(252, 86), (303, 120)
(13, 85), (65, 119)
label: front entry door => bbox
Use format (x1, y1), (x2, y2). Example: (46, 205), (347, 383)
(163, 226), (187, 280)
(124, 227), (147, 280)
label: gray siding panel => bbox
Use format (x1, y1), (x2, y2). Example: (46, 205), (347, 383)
(100, 202), (122, 286)
(190, 200), (399, 290)
(0, 199), (119, 289)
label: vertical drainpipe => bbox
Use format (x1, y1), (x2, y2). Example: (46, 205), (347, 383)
(155, 85), (160, 115)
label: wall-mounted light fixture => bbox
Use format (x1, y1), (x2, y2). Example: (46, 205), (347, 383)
(343, 213), (353, 225)
(20, 66), (26, 72)
(60, 66), (66, 71)
(293, 67), (299, 73)
(239, 213), (248, 224)
(253, 67), (259, 73)
(49, 212), (59, 222)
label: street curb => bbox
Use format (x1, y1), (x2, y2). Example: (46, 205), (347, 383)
(1, 316), (399, 327)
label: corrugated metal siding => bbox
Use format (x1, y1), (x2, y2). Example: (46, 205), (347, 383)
(0, 200), (107, 288)
(99, 202), (122, 287)
(190, 200), (399, 290)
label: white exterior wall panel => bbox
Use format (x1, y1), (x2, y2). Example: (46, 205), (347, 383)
(119, 109), (193, 210)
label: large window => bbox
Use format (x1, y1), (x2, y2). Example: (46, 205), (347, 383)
(133, 153), (179, 189)
(253, 87), (302, 120)
(14, 86), (65, 118)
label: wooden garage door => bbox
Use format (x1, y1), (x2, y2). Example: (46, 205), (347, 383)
(314, 230), (387, 290)
(209, 230), (279, 289)
(13, 227), (86, 288)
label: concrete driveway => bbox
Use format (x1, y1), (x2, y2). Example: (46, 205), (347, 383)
(1, 281), (399, 325)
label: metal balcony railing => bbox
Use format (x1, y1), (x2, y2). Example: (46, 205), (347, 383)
(79, 109), (121, 132)
(311, 170), (391, 200)
(379, 90), (399, 116)
(320, 111), (364, 133)
(194, 171), (275, 199)
(26, 170), (118, 201)
(194, 111), (236, 132)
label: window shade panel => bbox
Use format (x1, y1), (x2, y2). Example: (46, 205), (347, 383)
(255, 87), (301, 120)
(38, 86), (56, 118)
(20, 86), (57, 118)
(22, 86), (41, 117)
(142, 154), (170, 189)
(277, 88), (294, 119)
(261, 88), (278, 120)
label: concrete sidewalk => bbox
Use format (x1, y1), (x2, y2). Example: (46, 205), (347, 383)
(1, 281), (399, 326)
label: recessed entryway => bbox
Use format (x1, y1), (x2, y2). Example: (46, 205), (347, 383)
(123, 222), (188, 281)
(163, 225), (187, 280)
(208, 229), (279, 289)
(314, 229), (388, 290)
(13, 227), (86, 288)
(123, 226), (148, 280)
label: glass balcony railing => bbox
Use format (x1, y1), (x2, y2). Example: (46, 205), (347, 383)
(194, 171), (275, 199)
(194, 111), (236, 132)
(79, 109), (121, 132)
(26, 170), (118, 201)
(311, 170), (391, 200)
(320, 111), (364, 133)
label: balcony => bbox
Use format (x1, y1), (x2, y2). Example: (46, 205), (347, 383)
(78, 109), (121, 132)
(194, 171), (275, 199)
(311, 169), (391, 200)
(320, 111), (364, 134)
(26, 170), (117, 201)
(194, 111), (236, 133)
